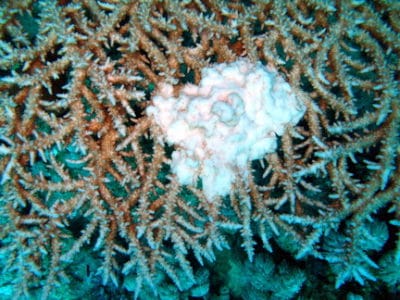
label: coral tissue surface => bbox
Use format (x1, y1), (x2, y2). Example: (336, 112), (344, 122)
(0, 0), (399, 299)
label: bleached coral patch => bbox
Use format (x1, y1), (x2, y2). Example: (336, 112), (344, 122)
(147, 59), (305, 201)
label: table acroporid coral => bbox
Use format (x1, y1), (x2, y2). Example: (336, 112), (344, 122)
(0, 1), (399, 299)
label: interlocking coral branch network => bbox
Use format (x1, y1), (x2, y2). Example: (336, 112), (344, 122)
(0, 1), (399, 299)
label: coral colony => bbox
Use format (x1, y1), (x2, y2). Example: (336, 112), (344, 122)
(0, 1), (399, 299)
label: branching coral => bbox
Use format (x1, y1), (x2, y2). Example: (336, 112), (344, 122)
(0, 0), (399, 299)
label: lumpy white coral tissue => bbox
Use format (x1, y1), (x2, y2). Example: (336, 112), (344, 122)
(147, 59), (305, 201)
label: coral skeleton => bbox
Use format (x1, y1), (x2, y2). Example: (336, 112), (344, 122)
(147, 59), (305, 200)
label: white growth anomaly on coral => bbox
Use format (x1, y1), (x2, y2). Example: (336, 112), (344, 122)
(147, 59), (305, 201)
